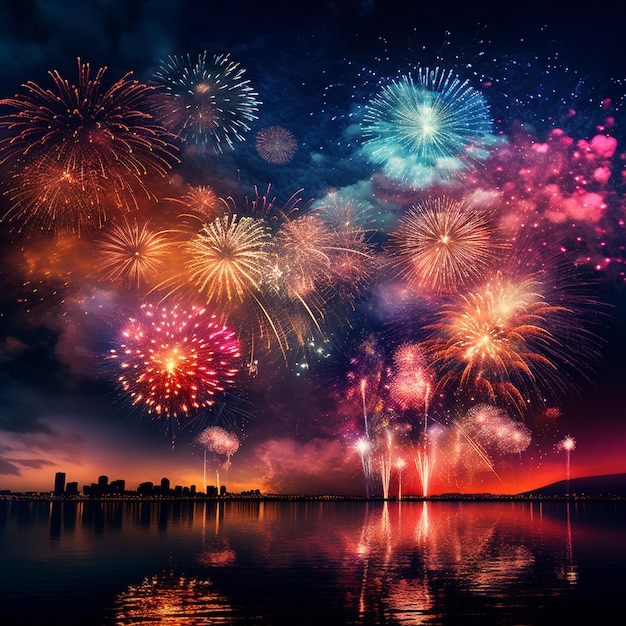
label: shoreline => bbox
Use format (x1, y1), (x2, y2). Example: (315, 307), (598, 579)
(2, 493), (624, 503)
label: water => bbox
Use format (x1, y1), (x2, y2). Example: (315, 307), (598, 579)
(1, 498), (623, 625)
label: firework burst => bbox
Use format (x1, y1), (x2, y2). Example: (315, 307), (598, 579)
(361, 67), (496, 187)
(385, 196), (506, 293)
(178, 184), (221, 221)
(424, 259), (593, 414)
(95, 217), (173, 289)
(196, 426), (240, 466)
(255, 125), (298, 164)
(463, 404), (532, 455)
(184, 213), (274, 308)
(109, 303), (241, 425)
(0, 58), (179, 233)
(388, 342), (432, 413)
(152, 51), (260, 153)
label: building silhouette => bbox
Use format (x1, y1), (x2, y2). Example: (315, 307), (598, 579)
(54, 472), (66, 496)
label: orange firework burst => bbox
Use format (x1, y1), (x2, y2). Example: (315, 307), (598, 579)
(109, 303), (241, 421)
(95, 217), (173, 289)
(274, 214), (333, 297)
(1, 155), (110, 233)
(255, 125), (298, 164)
(179, 184), (221, 221)
(385, 196), (506, 293)
(0, 58), (179, 233)
(425, 267), (574, 413)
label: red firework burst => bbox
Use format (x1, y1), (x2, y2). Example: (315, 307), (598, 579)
(109, 303), (241, 420)
(0, 58), (179, 233)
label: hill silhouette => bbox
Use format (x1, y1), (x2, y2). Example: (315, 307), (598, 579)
(520, 473), (626, 497)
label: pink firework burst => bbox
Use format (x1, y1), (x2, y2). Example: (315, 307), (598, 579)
(196, 426), (240, 467)
(109, 303), (241, 421)
(388, 342), (433, 412)
(255, 125), (298, 164)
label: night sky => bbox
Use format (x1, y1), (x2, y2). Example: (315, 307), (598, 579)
(1, 0), (625, 497)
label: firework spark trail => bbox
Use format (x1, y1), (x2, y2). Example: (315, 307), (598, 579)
(356, 438), (372, 498)
(450, 419), (504, 484)
(415, 447), (433, 498)
(395, 458), (407, 500)
(109, 303), (241, 430)
(379, 430), (393, 499)
(360, 378), (370, 439)
(557, 435), (576, 482)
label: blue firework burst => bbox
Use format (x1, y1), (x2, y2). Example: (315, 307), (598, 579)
(153, 51), (261, 153)
(361, 67), (496, 187)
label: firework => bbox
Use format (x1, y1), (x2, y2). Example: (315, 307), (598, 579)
(388, 342), (432, 413)
(361, 67), (495, 187)
(95, 217), (173, 289)
(273, 213), (333, 297)
(463, 404), (532, 455)
(184, 214), (273, 309)
(415, 447), (434, 498)
(0, 58), (179, 232)
(109, 303), (241, 423)
(557, 435), (576, 482)
(152, 51), (260, 152)
(385, 196), (506, 293)
(255, 125), (298, 164)
(196, 426), (240, 468)
(379, 430), (393, 499)
(1, 155), (109, 233)
(395, 457), (407, 500)
(356, 437), (372, 498)
(424, 256), (593, 414)
(178, 184), (221, 221)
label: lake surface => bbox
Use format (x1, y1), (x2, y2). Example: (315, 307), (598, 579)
(1, 498), (624, 625)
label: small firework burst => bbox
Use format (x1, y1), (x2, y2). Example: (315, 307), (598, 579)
(463, 404), (532, 455)
(255, 125), (298, 164)
(388, 342), (432, 411)
(109, 303), (241, 423)
(152, 51), (260, 152)
(196, 426), (240, 467)
(179, 184), (221, 221)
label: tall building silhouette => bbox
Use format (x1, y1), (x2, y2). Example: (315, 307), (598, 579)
(54, 472), (66, 496)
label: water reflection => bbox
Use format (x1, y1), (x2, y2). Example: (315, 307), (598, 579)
(113, 570), (235, 625)
(2, 498), (623, 625)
